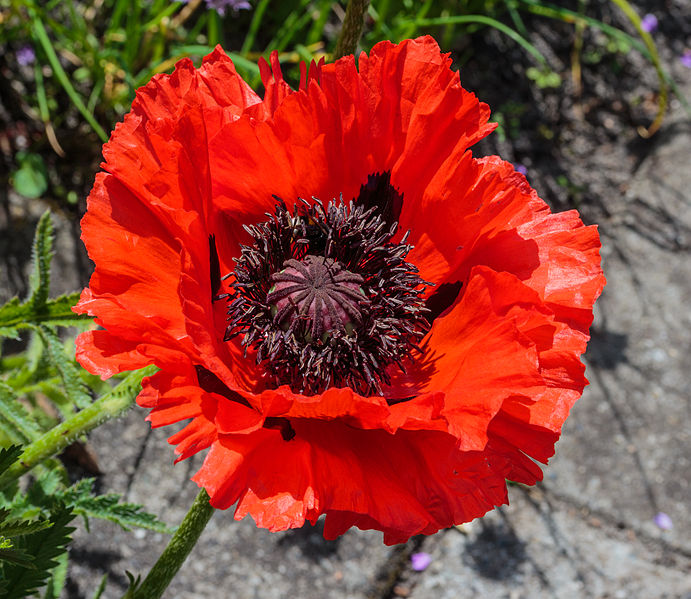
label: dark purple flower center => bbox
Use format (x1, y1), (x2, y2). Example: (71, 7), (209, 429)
(268, 256), (366, 342)
(222, 177), (432, 396)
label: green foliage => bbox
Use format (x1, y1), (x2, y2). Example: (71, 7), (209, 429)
(33, 325), (92, 410)
(11, 152), (48, 199)
(0, 507), (75, 599)
(526, 66), (561, 89)
(58, 478), (173, 534)
(28, 210), (54, 311)
(0, 216), (168, 597)
(0, 446), (23, 476)
(0, 211), (91, 340)
(0, 382), (44, 443)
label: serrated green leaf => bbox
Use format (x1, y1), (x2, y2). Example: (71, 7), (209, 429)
(57, 478), (172, 533)
(0, 292), (90, 336)
(0, 446), (23, 475)
(34, 325), (92, 409)
(28, 211), (54, 309)
(0, 545), (37, 568)
(1, 507), (75, 598)
(0, 382), (43, 443)
(0, 516), (53, 539)
(34, 467), (66, 498)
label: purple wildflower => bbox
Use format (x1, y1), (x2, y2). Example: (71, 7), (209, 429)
(653, 512), (673, 530)
(681, 50), (691, 69)
(514, 163), (528, 176)
(177, 0), (251, 15)
(17, 45), (36, 67)
(640, 14), (658, 34)
(411, 552), (432, 572)
(205, 0), (251, 15)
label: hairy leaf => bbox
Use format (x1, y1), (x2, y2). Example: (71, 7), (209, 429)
(28, 211), (54, 310)
(58, 479), (172, 534)
(0, 516), (53, 539)
(0, 293), (90, 337)
(0, 383), (43, 443)
(34, 325), (92, 409)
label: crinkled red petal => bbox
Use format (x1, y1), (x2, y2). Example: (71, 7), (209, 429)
(74, 38), (605, 543)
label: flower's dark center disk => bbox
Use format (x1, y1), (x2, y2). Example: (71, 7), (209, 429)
(224, 184), (431, 396)
(268, 256), (366, 342)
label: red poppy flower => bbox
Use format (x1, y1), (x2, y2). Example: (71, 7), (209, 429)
(74, 36), (605, 545)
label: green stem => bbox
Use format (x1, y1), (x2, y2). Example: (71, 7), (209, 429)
(0, 366), (155, 491)
(132, 489), (215, 599)
(334, 0), (370, 59)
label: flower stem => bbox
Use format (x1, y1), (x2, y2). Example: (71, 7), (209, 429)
(132, 489), (216, 599)
(334, 0), (370, 59)
(0, 366), (155, 491)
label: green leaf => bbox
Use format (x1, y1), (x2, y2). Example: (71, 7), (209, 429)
(0, 517), (53, 539)
(11, 152), (49, 199)
(34, 325), (92, 409)
(91, 573), (109, 599)
(0, 446), (23, 475)
(28, 211), (54, 310)
(0, 507), (75, 598)
(122, 571), (142, 599)
(59, 479), (172, 534)
(0, 544), (37, 569)
(42, 550), (68, 599)
(0, 382), (44, 443)
(0, 292), (91, 339)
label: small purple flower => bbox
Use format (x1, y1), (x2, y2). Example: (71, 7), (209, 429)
(205, 0), (251, 15)
(17, 45), (36, 67)
(653, 512), (673, 530)
(681, 50), (691, 69)
(411, 552), (432, 572)
(514, 163), (528, 176)
(640, 14), (658, 34)
(177, 0), (251, 15)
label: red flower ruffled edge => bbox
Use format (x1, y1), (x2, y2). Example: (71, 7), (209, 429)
(74, 37), (606, 544)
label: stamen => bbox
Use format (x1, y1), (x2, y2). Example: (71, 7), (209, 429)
(224, 187), (431, 396)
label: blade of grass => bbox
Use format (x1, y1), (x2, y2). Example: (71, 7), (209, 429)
(397, 0), (434, 41)
(269, 0), (315, 54)
(504, 0), (528, 37)
(33, 62), (65, 157)
(398, 14), (548, 66)
(30, 12), (108, 142)
(141, 1), (182, 31)
(207, 10), (221, 46)
(306, 0), (333, 46)
(241, 0), (271, 55)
